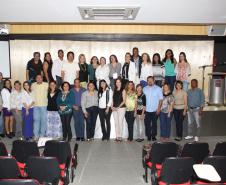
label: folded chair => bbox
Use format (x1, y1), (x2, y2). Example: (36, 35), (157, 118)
(11, 140), (40, 176)
(43, 140), (74, 185)
(26, 156), (60, 185)
(180, 142), (209, 164)
(0, 179), (39, 185)
(143, 142), (179, 183)
(213, 142), (226, 156)
(195, 156), (226, 184)
(0, 157), (21, 179)
(157, 157), (194, 185)
(0, 142), (8, 156)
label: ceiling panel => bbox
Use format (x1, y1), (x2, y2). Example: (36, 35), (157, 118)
(0, 0), (226, 24)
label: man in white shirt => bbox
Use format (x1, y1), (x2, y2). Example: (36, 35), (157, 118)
(10, 81), (23, 138)
(52, 49), (66, 87)
(61, 51), (80, 87)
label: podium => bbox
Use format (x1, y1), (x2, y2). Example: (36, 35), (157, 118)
(208, 72), (226, 105)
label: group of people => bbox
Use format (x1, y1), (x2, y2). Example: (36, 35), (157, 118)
(0, 47), (205, 142)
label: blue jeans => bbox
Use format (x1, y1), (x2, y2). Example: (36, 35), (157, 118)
(73, 107), (85, 138)
(85, 106), (98, 139)
(33, 106), (47, 137)
(0, 112), (3, 133)
(165, 76), (176, 92)
(160, 112), (173, 138)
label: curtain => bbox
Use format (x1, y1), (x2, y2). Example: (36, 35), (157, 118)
(9, 40), (214, 138)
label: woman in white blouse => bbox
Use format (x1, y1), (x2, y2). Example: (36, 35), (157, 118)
(1, 79), (14, 138)
(21, 81), (35, 140)
(95, 57), (110, 89)
(98, 79), (113, 141)
(140, 53), (153, 87)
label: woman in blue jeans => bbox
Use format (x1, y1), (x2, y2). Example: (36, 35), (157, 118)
(162, 49), (177, 92)
(159, 83), (174, 141)
(81, 82), (99, 141)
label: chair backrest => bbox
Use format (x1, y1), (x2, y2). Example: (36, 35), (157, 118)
(0, 157), (20, 179)
(213, 142), (226, 156)
(150, 142), (179, 166)
(11, 140), (39, 163)
(43, 140), (71, 166)
(203, 156), (226, 182)
(160, 157), (194, 184)
(26, 156), (60, 184)
(0, 179), (39, 185)
(0, 142), (8, 156)
(181, 142), (209, 163)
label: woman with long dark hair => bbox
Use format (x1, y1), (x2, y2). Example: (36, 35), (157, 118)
(175, 52), (191, 91)
(152, 53), (165, 87)
(57, 81), (74, 141)
(21, 81), (35, 140)
(88, 56), (99, 88)
(173, 80), (187, 141)
(125, 81), (137, 141)
(135, 84), (146, 142)
(98, 80), (112, 140)
(163, 49), (177, 91)
(112, 78), (126, 142)
(46, 81), (62, 138)
(159, 83), (174, 141)
(43, 52), (54, 82)
(1, 79), (14, 138)
(81, 81), (99, 141)
(108, 55), (121, 90)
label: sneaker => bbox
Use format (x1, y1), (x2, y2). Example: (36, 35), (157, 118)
(194, 136), (199, 142)
(174, 137), (182, 141)
(185, 136), (194, 140)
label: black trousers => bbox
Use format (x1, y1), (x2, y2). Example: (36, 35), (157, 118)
(125, 111), (135, 141)
(60, 113), (73, 140)
(99, 108), (112, 139)
(173, 109), (185, 138)
(144, 112), (158, 140)
(86, 106), (98, 139)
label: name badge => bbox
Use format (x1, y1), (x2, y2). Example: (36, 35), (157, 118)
(113, 72), (118, 79)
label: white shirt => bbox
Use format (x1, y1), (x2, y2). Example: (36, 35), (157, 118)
(62, 61), (80, 84)
(95, 64), (110, 85)
(10, 90), (23, 110)
(98, 89), (113, 109)
(140, 63), (153, 81)
(1, 88), (11, 110)
(21, 90), (34, 108)
(52, 58), (66, 80)
(128, 61), (136, 82)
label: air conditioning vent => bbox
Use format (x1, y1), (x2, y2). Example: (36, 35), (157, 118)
(78, 6), (140, 20)
(208, 25), (226, 36)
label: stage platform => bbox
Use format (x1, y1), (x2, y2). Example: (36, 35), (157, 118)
(197, 105), (226, 136)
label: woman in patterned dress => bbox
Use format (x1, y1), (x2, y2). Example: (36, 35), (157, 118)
(46, 81), (62, 138)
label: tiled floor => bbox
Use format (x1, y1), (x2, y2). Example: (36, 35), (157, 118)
(1, 136), (226, 185)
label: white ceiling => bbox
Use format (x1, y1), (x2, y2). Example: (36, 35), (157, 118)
(0, 0), (226, 24)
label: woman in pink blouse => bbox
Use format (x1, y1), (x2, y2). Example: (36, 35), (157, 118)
(175, 52), (191, 91)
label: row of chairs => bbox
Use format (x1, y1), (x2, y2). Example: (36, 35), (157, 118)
(142, 141), (226, 185)
(0, 140), (78, 185)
